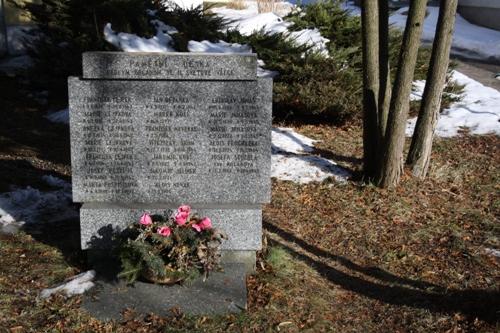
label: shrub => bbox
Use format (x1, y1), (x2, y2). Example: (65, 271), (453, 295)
(154, 3), (229, 51)
(9, 0), (156, 94)
(226, 29), (361, 122)
(226, 0), (463, 123)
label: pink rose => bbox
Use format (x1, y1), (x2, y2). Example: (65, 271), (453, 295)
(157, 226), (171, 237)
(139, 213), (152, 226)
(175, 211), (189, 226)
(198, 217), (212, 230)
(192, 223), (202, 232)
(178, 205), (191, 214)
(192, 217), (212, 233)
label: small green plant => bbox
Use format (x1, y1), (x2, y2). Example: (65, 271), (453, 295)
(266, 246), (294, 276)
(117, 205), (226, 284)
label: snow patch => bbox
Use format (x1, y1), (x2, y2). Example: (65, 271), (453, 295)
(46, 108), (69, 124)
(104, 22), (175, 52)
(6, 25), (39, 55)
(272, 127), (350, 183)
(257, 59), (279, 78)
(407, 71), (500, 137)
(188, 40), (251, 53)
(0, 176), (76, 230)
(390, 6), (500, 62)
(272, 127), (316, 154)
(213, 5), (329, 56)
(410, 80), (426, 101)
(288, 28), (330, 55)
(161, 0), (203, 10)
(40, 270), (96, 299)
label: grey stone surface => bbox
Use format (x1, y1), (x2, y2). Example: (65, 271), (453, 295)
(80, 203), (262, 251)
(82, 52), (258, 80)
(69, 77), (272, 204)
(221, 250), (256, 273)
(83, 263), (247, 320)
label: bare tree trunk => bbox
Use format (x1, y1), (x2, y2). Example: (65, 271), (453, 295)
(376, 0), (427, 188)
(407, 0), (458, 178)
(378, 0), (391, 141)
(361, 0), (380, 179)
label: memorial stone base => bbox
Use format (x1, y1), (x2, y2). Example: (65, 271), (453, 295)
(68, 52), (272, 317)
(82, 203), (260, 273)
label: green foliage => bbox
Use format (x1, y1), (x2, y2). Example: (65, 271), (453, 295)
(286, 0), (362, 52)
(13, 0), (230, 94)
(9, 0), (155, 93)
(266, 246), (294, 277)
(118, 240), (167, 284)
(273, 54), (361, 121)
(228, 0), (464, 123)
(15, 0), (465, 123)
(155, 3), (229, 51)
(226, 30), (360, 122)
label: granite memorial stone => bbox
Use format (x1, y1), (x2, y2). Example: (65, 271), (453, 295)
(69, 52), (272, 271)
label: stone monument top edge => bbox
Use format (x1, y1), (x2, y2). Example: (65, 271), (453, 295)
(83, 51), (257, 57)
(82, 51), (258, 80)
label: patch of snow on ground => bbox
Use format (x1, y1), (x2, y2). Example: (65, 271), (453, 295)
(213, 4), (329, 56)
(340, 0), (361, 16)
(272, 127), (350, 183)
(288, 28), (330, 55)
(46, 108), (69, 124)
(0, 176), (76, 231)
(104, 22), (176, 52)
(390, 6), (500, 62)
(257, 59), (279, 78)
(161, 0), (203, 10)
(187, 40), (278, 77)
(40, 270), (96, 299)
(272, 127), (316, 154)
(6, 25), (39, 55)
(407, 71), (500, 137)
(410, 80), (426, 101)
(188, 40), (251, 53)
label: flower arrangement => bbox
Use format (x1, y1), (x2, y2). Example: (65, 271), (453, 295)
(117, 205), (226, 285)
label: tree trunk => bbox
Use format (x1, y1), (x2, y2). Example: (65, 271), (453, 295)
(376, 0), (428, 188)
(361, 0), (380, 180)
(407, 0), (458, 178)
(378, 0), (391, 141)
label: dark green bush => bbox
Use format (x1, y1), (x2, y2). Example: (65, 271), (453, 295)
(286, 0), (362, 52)
(154, 4), (229, 51)
(13, 0), (463, 123)
(10, 0), (156, 94)
(12, 0), (230, 95)
(227, 0), (463, 123)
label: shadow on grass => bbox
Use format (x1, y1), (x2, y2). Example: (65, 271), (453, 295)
(24, 216), (87, 271)
(0, 75), (71, 168)
(264, 220), (500, 324)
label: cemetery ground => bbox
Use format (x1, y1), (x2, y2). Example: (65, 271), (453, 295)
(0, 73), (499, 332)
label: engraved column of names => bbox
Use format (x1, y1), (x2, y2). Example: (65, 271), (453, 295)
(207, 96), (260, 175)
(144, 96), (197, 193)
(78, 96), (135, 196)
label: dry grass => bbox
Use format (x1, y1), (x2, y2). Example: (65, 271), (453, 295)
(226, 0), (247, 10)
(257, 0), (277, 13)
